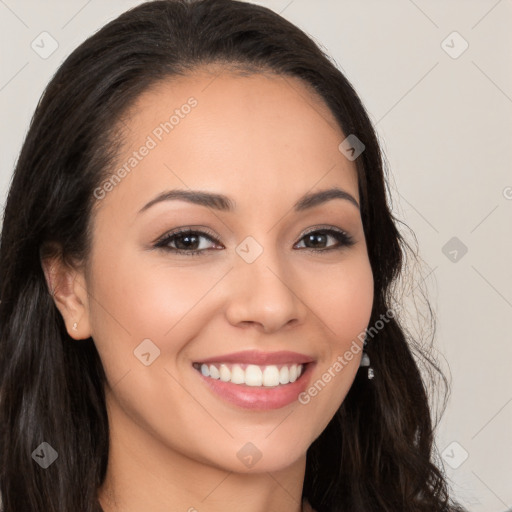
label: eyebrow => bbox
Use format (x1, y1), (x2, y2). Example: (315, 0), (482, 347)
(138, 186), (360, 214)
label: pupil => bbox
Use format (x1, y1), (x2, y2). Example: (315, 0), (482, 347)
(176, 234), (198, 250)
(306, 233), (326, 248)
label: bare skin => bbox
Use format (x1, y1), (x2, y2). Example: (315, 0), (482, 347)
(43, 69), (374, 512)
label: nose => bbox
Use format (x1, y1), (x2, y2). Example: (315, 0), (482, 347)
(224, 248), (308, 334)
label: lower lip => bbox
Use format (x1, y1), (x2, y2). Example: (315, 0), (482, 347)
(195, 363), (315, 410)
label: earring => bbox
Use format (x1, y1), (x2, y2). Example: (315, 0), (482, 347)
(72, 322), (78, 331)
(359, 337), (374, 379)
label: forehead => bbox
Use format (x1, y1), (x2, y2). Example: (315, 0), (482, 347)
(97, 69), (359, 217)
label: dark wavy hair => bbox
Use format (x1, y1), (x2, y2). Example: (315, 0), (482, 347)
(0, 1), (466, 511)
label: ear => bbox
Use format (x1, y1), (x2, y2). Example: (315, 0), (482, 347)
(41, 255), (92, 340)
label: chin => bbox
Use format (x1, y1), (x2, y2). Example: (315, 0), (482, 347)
(212, 436), (310, 475)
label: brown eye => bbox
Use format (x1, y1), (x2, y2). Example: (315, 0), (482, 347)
(295, 228), (355, 252)
(155, 228), (222, 256)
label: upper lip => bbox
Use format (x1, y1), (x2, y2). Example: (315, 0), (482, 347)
(194, 350), (315, 366)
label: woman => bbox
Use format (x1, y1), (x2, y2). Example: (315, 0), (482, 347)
(0, 0), (466, 510)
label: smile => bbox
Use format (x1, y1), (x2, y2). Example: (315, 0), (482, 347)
(191, 350), (315, 410)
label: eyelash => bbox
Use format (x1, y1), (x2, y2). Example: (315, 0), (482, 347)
(154, 226), (355, 256)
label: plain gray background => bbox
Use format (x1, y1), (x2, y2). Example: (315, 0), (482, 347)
(0, 1), (511, 510)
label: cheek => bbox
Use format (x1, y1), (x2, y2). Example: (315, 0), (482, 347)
(86, 248), (229, 379)
(298, 256), (373, 421)
(312, 255), (374, 347)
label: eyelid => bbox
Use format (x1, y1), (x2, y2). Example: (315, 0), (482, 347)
(153, 226), (223, 247)
(300, 224), (348, 237)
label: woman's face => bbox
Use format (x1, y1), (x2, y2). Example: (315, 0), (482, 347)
(83, 70), (373, 473)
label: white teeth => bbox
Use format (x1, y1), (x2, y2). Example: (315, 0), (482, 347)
(262, 365), (280, 387)
(231, 364), (245, 384)
(289, 364), (298, 383)
(245, 365), (263, 386)
(209, 365), (220, 379)
(196, 362), (306, 387)
(219, 364), (231, 382)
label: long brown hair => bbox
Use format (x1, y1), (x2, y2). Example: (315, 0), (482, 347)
(0, 1), (465, 510)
